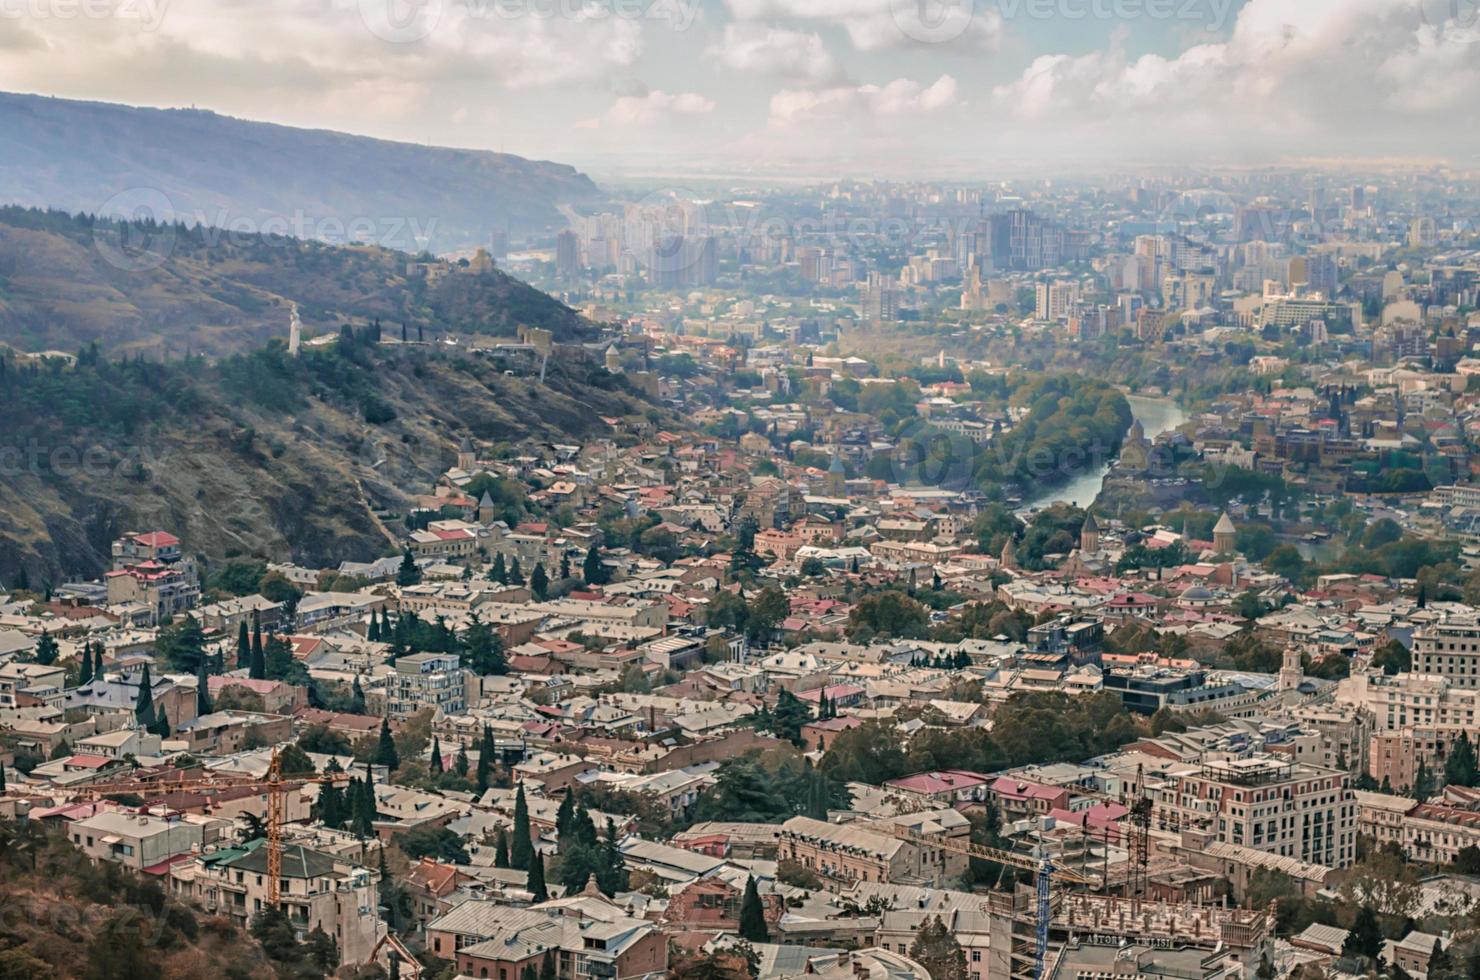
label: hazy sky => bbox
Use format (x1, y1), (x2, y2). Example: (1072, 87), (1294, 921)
(2, 0), (1479, 176)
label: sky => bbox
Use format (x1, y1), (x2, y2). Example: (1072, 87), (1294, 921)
(2, 0), (1479, 178)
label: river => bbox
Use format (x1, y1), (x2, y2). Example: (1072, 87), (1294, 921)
(1017, 394), (1189, 514)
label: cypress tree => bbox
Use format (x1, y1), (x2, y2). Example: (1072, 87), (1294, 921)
(1446, 731), (1478, 788)
(556, 792), (576, 839)
(374, 717), (400, 770)
(509, 556), (524, 586)
(236, 620), (250, 669)
(250, 614), (266, 680)
(430, 737), (443, 775)
(511, 784), (532, 870)
(78, 643), (94, 686)
(491, 553), (507, 584)
(351, 675), (366, 714)
(134, 664), (153, 723)
(530, 563), (549, 601)
(539, 953), (555, 980)
(0, 762), (7, 792)
(318, 778), (344, 829)
(476, 725), (495, 795)
(739, 875), (769, 942)
(196, 660), (212, 717)
(493, 828), (510, 868)
(583, 544), (604, 585)
(454, 741), (470, 777)
(527, 849), (548, 902)
(251, 612), (263, 667)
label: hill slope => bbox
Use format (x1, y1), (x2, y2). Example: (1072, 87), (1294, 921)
(0, 334), (661, 586)
(0, 820), (282, 980)
(0, 207), (594, 356)
(0, 91), (600, 247)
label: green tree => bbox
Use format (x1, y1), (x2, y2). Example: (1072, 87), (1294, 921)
(738, 875), (769, 942)
(454, 741), (470, 777)
(1446, 732), (1478, 788)
(236, 620), (251, 670)
(583, 544), (609, 585)
(909, 916), (968, 980)
(134, 663), (154, 723)
(1343, 905), (1382, 959)
(510, 784), (533, 870)
(396, 549), (421, 587)
(33, 633), (58, 666)
(530, 563), (550, 600)
(745, 587), (790, 642)
(195, 660), (213, 717)
(373, 717), (400, 770)
(494, 828), (510, 868)
(527, 849), (548, 902)
(463, 617), (507, 675)
(395, 825), (470, 864)
(764, 690), (812, 746)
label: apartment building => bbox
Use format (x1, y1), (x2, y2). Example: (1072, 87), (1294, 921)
(69, 809), (220, 873)
(428, 903), (667, 980)
(1338, 671), (1480, 736)
(778, 815), (953, 887)
(179, 839), (383, 965)
(1412, 614), (1480, 688)
(1149, 755), (1356, 869)
(386, 652), (468, 720)
(107, 531), (200, 624)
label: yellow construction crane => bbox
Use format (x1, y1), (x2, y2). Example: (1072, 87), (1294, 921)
(71, 747), (352, 907)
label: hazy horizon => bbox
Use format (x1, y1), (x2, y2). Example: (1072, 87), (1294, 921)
(3, 0), (1478, 177)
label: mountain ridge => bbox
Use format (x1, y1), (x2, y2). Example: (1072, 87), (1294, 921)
(0, 90), (603, 250)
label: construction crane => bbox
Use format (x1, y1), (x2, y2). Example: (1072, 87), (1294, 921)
(70, 747), (353, 907)
(885, 827), (1094, 980)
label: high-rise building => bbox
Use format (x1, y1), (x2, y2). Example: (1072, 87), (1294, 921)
(863, 272), (900, 323)
(1035, 281), (1078, 320)
(1149, 755), (1356, 868)
(987, 208), (1063, 271)
(1412, 612), (1480, 689)
(555, 229), (579, 278)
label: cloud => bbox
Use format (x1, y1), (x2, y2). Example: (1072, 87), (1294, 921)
(706, 23), (846, 84)
(769, 74), (959, 126)
(989, 0), (1480, 151)
(725, 0), (1003, 51)
(601, 89), (717, 126)
(0, 0), (645, 126)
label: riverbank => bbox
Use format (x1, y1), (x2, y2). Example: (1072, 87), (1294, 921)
(1017, 395), (1189, 514)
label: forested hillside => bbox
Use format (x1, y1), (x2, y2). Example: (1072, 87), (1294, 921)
(0, 207), (595, 356)
(0, 331), (663, 586)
